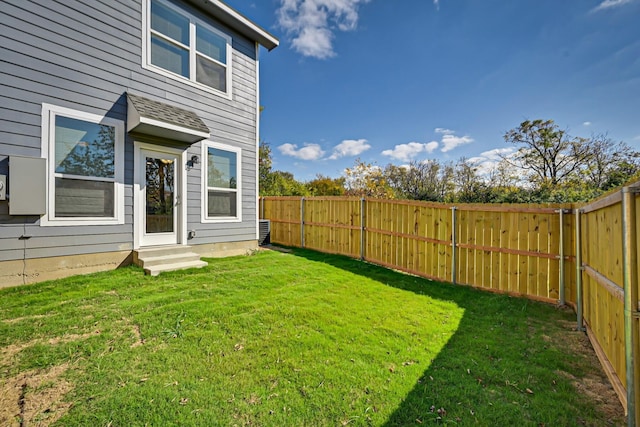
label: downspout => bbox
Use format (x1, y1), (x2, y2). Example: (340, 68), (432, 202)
(575, 208), (584, 331)
(622, 187), (639, 427)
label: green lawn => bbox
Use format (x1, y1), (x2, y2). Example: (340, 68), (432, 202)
(0, 248), (624, 426)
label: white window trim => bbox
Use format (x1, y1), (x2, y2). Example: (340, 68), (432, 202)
(40, 104), (125, 227)
(142, 0), (233, 100)
(201, 141), (242, 223)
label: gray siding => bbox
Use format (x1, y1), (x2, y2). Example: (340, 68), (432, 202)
(0, 0), (260, 263)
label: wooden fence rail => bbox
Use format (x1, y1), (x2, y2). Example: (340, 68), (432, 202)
(260, 190), (640, 426)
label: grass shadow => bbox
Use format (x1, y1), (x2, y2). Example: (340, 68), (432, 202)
(286, 247), (625, 426)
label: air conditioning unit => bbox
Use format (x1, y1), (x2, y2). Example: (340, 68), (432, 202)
(258, 219), (271, 246)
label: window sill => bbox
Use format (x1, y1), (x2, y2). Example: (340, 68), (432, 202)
(142, 63), (232, 100)
(201, 217), (242, 224)
(40, 217), (125, 227)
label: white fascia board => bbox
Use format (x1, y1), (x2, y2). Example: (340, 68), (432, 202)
(185, 0), (279, 50)
(138, 116), (210, 142)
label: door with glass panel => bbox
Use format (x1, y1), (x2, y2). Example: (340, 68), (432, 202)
(140, 149), (179, 246)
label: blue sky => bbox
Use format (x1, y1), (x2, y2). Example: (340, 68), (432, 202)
(225, 0), (640, 181)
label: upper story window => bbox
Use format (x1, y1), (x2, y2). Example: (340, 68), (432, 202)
(41, 104), (125, 226)
(144, 0), (232, 97)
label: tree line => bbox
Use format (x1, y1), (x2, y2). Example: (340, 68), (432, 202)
(260, 119), (640, 203)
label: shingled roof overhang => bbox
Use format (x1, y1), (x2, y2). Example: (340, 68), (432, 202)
(126, 93), (210, 144)
(184, 0), (279, 50)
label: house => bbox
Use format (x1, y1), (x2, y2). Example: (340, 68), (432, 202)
(0, 0), (278, 286)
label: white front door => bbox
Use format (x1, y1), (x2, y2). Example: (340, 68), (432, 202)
(139, 148), (180, 246)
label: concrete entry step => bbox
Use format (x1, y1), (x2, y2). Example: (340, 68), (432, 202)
(144, 259), (208, 276)
(133, 246), (208, 276)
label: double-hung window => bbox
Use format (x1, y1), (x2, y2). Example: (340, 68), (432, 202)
(41, 104), (124, 226)
(202, 142), (241, 222)
(145, 0), (232, 96)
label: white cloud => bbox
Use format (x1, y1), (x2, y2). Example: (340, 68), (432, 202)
(433, 127), (474, 153)
(468, 159), (497, 177)
(425, 141), (440, 152)
(441, 134), (474, 153)
(328, 139), (371, 160)
(466, 147), (517, 176)
(466, 156), (485, 164)
(433, 0), (440, 10)
(435, 127), (455, 135)
(277, 0), (370, 59)
(382, 141), (439, 162)
(583, 121), (592, 126)
(479, 147), (514, 160)
(592, 0), (634, 12)
(278, 143), (325, 160)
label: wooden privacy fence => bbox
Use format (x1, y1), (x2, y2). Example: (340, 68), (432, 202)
(577, 184), (640, 426)
(261, 197), (574, 303)
(260, 190), (640, 426)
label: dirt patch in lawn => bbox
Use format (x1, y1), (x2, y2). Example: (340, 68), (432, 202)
(555, 368), (624, 423)
(47, 331), (101, 346)
(130, 323), (145, 348)
(1, 343), (31, 367)
(1, 332), (100, 370)
(0, 363), (74, 427)
(2, 314), (50, 324)
(552, 318), (626, 425)
(0, 332), (100, 426)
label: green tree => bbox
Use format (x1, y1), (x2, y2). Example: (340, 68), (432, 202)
(581, 133), (640, 190)
(383, 160), (454, 201)
(344, 159), (394, 198)
(501, 121), (640, 202)
(258, 141), (308, 196)
(258, 141), (274, 196)
(268, 171), (309, 196)
(503, 119), (591, 187)
(452, 158), (493, 203)
(307, 174), (346, 196)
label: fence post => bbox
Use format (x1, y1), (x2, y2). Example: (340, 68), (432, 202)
(300, 197), (305, 248)
(622, 187), (640, 427)
(558, 209), (566, 306)
(261, 197), (265, 219)
(360, 198), (365, 260)
(451, 206), (457, 285)
(575, 208), (585, 332)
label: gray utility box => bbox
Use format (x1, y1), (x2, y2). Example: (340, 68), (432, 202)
(9, 156), (46, 215)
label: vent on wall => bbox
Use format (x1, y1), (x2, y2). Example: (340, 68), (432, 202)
(259, 219), (270, 246)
